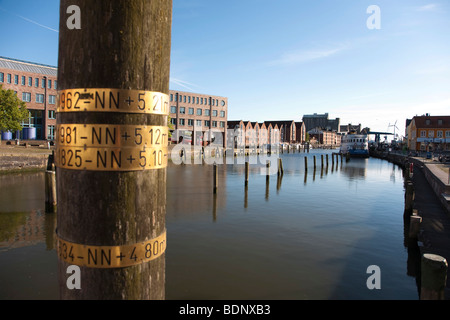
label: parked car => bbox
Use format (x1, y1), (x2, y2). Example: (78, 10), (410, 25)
(438, 154), (450, 163)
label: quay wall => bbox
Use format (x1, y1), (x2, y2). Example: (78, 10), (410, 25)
(410, 158), (450, 214)
(0, 153), (50, 172)
(370, 149), (450, 214)
(0, 142), (52, 173)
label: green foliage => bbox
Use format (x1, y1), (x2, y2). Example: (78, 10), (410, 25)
(168, 115), (174, 139)
(0, 85), (29, 132)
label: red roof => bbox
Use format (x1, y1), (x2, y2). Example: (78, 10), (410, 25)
(413, 115), (450, 128)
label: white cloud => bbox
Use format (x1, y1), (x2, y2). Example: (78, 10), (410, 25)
(170, 77), (202, 92)
(268, 44), (348, 66)
(415, 4), (439, 12)
(0, 6), (58, 33)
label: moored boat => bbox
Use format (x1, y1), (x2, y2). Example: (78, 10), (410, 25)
(340, 132), (369, 158)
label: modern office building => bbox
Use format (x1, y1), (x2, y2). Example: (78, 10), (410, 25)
(0, 57), (229, 144)
(169, 90), (228, 147)
(0, 56), (58, 140)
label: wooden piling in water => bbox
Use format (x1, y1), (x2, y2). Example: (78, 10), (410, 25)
(305, 156), (308, 172)
(420, 254), (448, 300)
(45, 168), (57, 213)
(214, 164), (218, 194)
(313, 156), (316, 170)
(278, 158), (284, 176)
(409, 215), (422, 239)
(56, 0), (172, 299)
(404, 181), (414, 215)
(245, 161), (249, 186)
(321, 154), (324, 168)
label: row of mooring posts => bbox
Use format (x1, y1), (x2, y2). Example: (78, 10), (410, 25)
(403, 160), (448, 300)
(213, 152), (347, 193)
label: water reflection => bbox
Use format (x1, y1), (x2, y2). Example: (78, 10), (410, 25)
(0, 173), (57, 252)
(166, 152), (419, 299)
(0, 172), (58, 300)
(0, 151), (421, 300)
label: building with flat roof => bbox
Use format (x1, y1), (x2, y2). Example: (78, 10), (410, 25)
(302, 113), (340, 133)
(0, 56), (58, 140)
(0, 57), (229, 145)
(169, 90), (228, 147)
(340, 123), (362, 134)
(308, 127), (341, 147)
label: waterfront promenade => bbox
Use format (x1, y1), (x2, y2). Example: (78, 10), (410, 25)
(371, 150), (450, 298)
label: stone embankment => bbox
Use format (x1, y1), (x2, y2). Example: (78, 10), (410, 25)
(371, 149), (450, 299)
(370, 149), (450, 214)
(0, 143), (53, 173)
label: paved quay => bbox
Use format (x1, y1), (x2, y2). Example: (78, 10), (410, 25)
(409, 158), (450, 298)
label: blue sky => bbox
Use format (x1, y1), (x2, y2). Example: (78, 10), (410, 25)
(0, 0), (449, 138)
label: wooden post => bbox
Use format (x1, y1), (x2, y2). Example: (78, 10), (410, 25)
(278, 158), (284, 176)
(326, 154), (329, 167)
(245, 161), (249, 186)
(244, 185), (248, 209)
(421, 254), (448, 300)
(321, 154), (324, 168)
(409, 215), (422, 239)
(265, 161), (270, 201)
(304, 156), (308, 172)
(45, 167), (57, 213)
(56, 0), (172, 300)
(313, 155), (316, 170)
(213, 164), (218, 194)
(404, 182), (414, 215)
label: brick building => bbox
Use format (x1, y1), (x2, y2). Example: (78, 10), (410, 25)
(0, 57), (229, 144)
(407, 114), (450, 151)
(0, 56), (58, 140)
(308, 127), (341, 147)
(169, 90), (228, 147)
(295, 121), (306, 144)
(263, 120), (296, 144)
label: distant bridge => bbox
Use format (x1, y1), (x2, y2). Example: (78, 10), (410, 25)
(367, 131), (394, 143)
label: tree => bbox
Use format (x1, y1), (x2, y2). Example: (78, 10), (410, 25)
(168, 115), (174, 140)
(305, 132), (310, 142)
(0, 85), (29, 133)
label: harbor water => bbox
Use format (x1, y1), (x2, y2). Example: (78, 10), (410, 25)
(0, 150), (419, 299)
